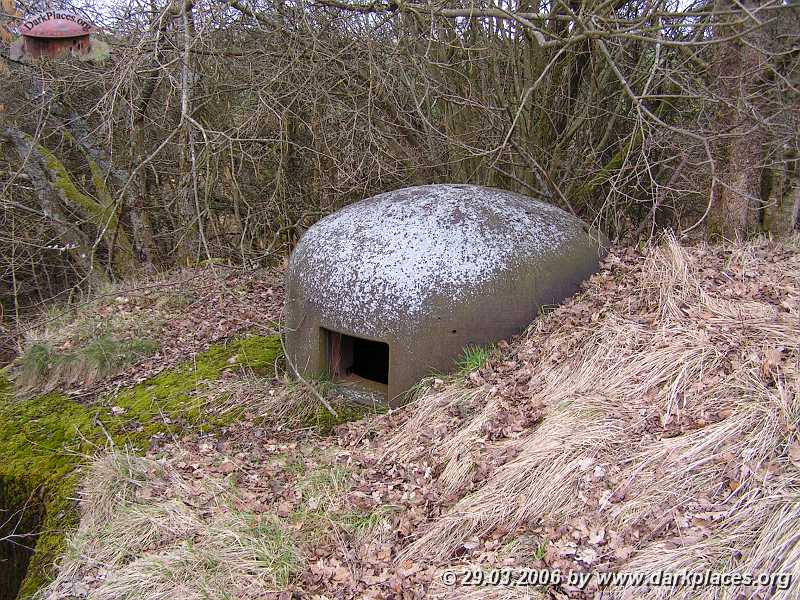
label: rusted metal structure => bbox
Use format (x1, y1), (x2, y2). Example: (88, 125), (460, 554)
(11, 11), (93, 60)
(285, 184), (606, 406)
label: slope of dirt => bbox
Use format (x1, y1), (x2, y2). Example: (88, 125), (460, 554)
(36, 237), (800, 600)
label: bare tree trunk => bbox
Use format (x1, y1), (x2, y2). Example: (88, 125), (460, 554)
(126, 4), (174, 270)
(2, 128), (109, 285)
(175, 0), (204, 265)
(709, 0), (768, 239)
(127, 165), (160, 270)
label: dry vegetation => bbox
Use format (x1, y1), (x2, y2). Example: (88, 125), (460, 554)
(45, 452), (304, 599)
(36, 235), (800, 600)
(399, 236), (800, 599)
(2, 0), (797, 595)
(12, 265), (283, 396)
(1, 0), (798, 327)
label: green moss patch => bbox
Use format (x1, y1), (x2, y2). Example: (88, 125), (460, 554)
(0, 334), (281, 598)
(98, 335), (282, 445)
(301, 400), (386, 435)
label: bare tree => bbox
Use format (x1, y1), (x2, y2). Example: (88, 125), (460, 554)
(1, 0), (798, 321)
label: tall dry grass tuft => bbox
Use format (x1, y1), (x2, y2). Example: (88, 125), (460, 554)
(641, 233), (700, 320)
(15, 335), (159, 395)
(37, 451), (302, 600)
(387, 236), (798, 599)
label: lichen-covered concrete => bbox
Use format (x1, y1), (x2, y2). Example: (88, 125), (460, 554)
(285, 184), (606, 405)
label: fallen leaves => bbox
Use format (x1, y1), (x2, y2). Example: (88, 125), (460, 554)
(788, 441), (800, 469)
(41, 239), (800, 600)
(218, 460), (237, 474)
(21, 268), (284, 402)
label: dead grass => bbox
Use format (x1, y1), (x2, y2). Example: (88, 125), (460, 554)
(390, 235), (799, 598)
(38, 451), (304, 600)
(20, 283), (174, 361)
(207, 372), (386, 433)
(15, 335), (159, 393)
(37, 438), (388, 600)
(12, 265), (284, 397)
(32, 235), (800, 599)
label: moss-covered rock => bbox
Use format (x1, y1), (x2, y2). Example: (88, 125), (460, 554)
(0, 334), (282, 598)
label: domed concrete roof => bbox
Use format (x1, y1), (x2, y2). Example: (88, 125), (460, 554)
(285, 184), (605, 405)
(20, 12), (92, 38)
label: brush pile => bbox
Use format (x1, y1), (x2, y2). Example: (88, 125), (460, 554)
(38, 237), (800, 600)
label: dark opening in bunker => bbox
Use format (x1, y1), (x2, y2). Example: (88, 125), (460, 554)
(0, 480), (43, 600)
(324, 329), (389, 385)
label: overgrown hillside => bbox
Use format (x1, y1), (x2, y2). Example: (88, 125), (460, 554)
(9, 236), (796, 600)
(0, 267), (288, 597)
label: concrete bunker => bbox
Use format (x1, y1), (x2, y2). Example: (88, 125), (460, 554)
(285, 184), (606, 406)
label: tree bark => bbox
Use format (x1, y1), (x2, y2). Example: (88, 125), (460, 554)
(65, 111), (158, 270)
(2, 128), (109, 285)
(709, 0), (769, 239)
(763, 150), (800, 236)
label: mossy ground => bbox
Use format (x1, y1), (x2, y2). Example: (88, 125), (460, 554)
(0, 334), (282, 598)
(301, 400), (385, 435)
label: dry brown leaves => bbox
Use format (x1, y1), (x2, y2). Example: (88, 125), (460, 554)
(46, 237), (800, 600)
(24, 266), (284, 401)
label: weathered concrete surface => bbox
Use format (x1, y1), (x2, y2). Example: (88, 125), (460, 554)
(285, 184), (606, 406)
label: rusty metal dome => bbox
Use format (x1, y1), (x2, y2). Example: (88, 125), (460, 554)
(20, 12), (92, 38)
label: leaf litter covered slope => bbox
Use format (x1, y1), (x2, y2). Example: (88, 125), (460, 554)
(14, 266), (283, 398)
(39, 237), (799, 600)
(393, 238), (799, 599)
